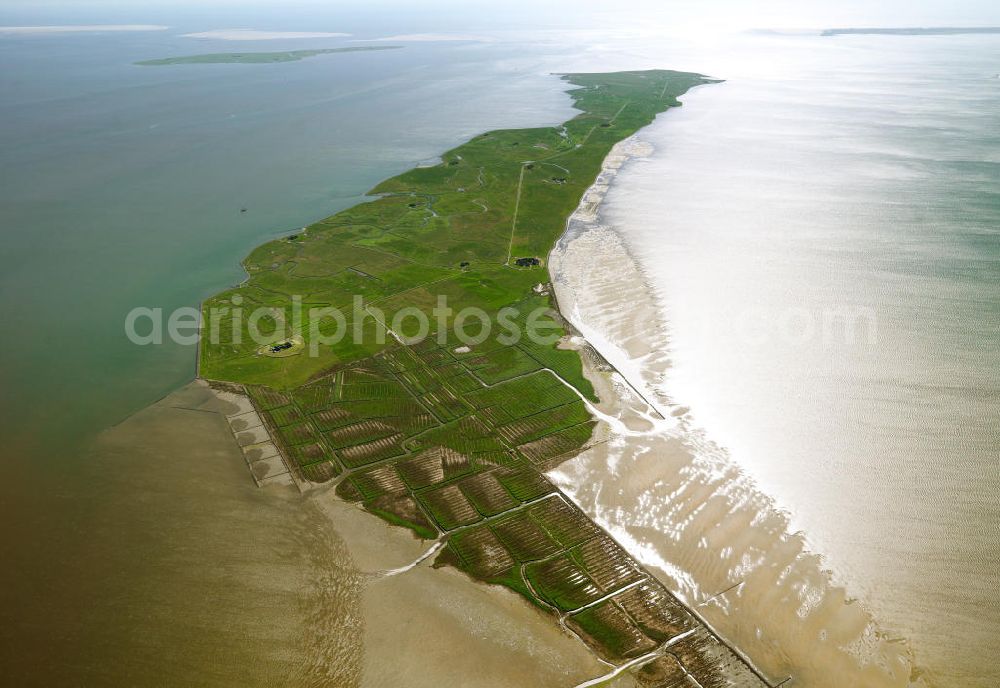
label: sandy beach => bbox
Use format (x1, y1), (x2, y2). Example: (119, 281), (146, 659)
(312, 497), (612, 688)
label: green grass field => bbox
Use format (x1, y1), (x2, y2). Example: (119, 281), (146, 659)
(200, 69), (710, 391)
(196, 70), (767, 683)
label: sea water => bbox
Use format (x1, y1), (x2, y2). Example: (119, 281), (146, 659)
(592, 32), (1000, 686)
(1, 14), (997, 687)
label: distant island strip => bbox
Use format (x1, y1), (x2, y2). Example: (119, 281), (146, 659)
(822, 26), (1000, 36)
(135, 45), (402, 66)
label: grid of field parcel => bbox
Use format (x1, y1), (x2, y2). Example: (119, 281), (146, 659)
(247, 333), (600, 509)
(246, 336), (768, 686)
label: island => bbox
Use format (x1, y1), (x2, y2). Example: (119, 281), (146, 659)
(822, 26), (1000, 36)
(135, 45), (402, 66)
(199, 70), (773, 685)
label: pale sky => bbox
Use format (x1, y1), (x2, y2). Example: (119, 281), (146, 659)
(1, 0), (998, 35)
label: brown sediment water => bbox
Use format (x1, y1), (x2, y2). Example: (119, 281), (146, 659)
(548, 137), (929, 687)
(0, 380), (365, 686)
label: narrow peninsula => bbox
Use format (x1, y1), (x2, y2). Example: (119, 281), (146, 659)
(200, 70), (773, 686)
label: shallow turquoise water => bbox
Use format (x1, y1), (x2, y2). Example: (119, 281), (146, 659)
(0, 30), (576, 457)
